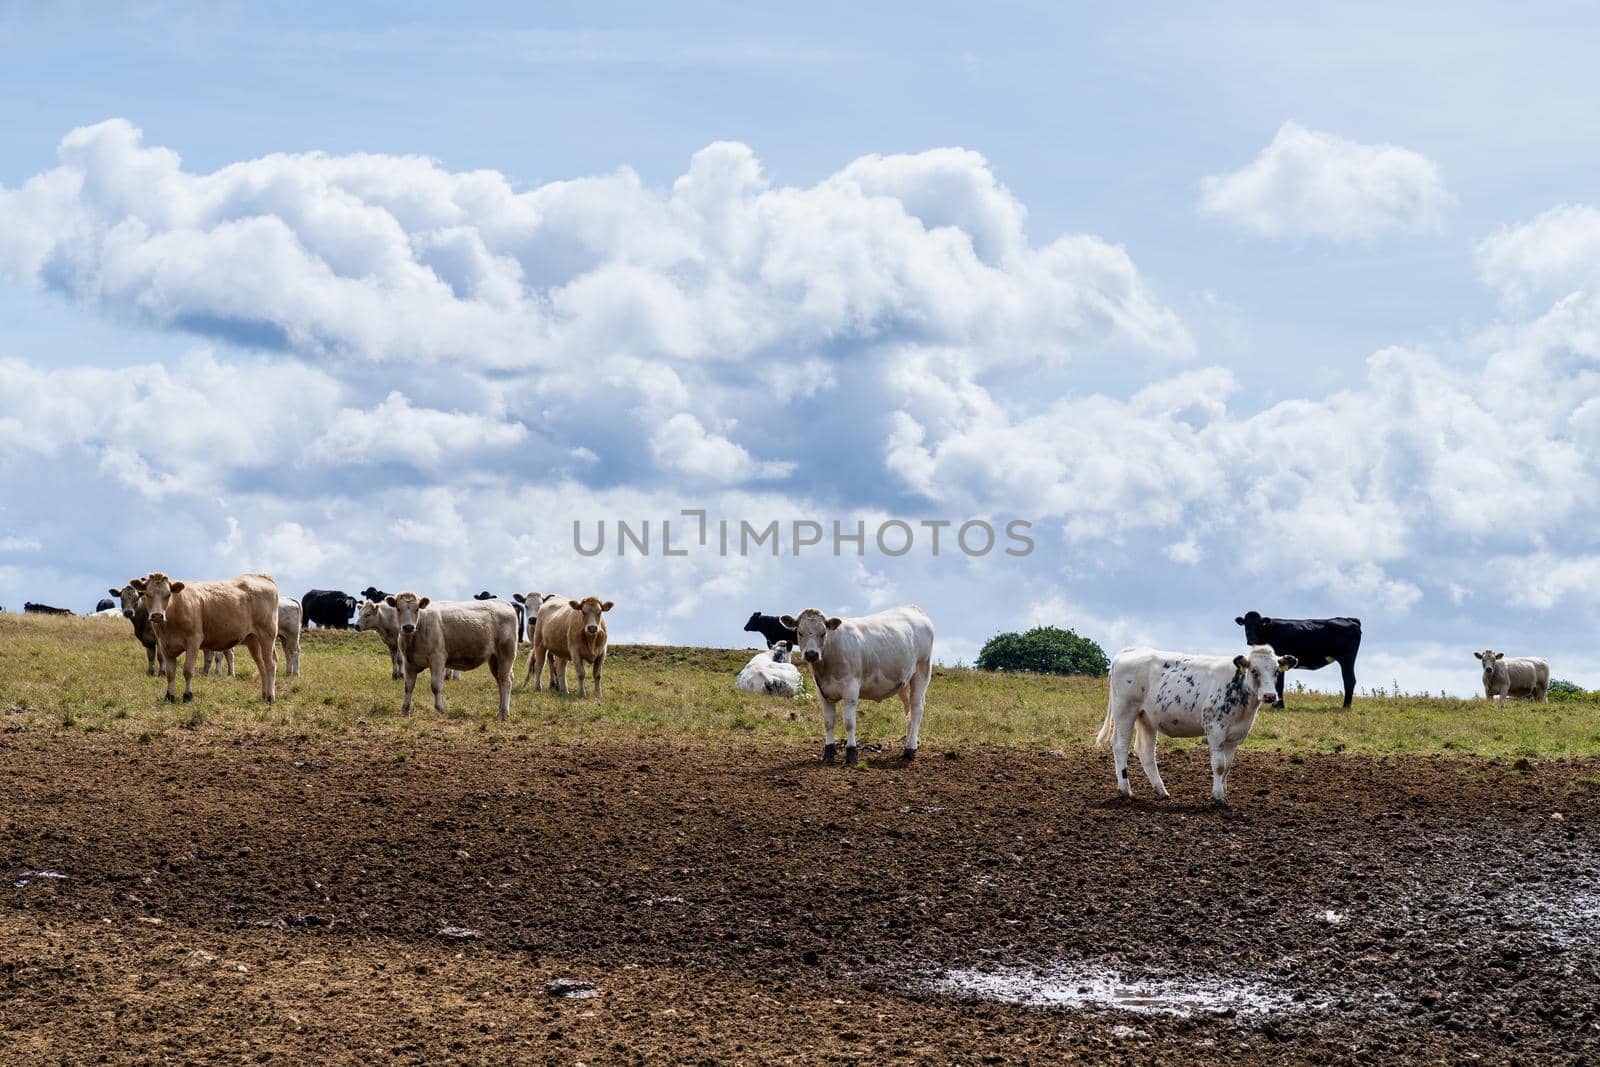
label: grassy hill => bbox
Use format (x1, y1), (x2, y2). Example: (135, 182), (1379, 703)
(2, 613), (1597, 760)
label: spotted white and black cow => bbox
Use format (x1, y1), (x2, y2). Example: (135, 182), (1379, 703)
(1096, 645), (1296, 805)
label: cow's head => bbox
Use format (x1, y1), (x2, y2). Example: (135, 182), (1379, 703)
(744, 611), (763, 631)
(385, 592), (429, 634)
(568, 596), (612, 635)
(1473, 650), (1505, 673)
(1232, 645), (1296, 705)
(780, 608), (841, 664)
(134, 572), (185, 623)
(1234, 611), (1269, 641)
(475, 591), (495, 601)
(360, 586), (385, 603)
(356, 599), (383, 632)
(771, 640), (791, 664)
(110, 582), (145, 620)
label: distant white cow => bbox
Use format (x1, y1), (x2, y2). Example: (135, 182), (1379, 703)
(1473, 650), (1549, 703)
(1096, 645), (1296, 805)
(780, 605), (934, 766)
(278, 596), (303, 677)
(386, 593), (517, 719)
(735, 641), (805, 697)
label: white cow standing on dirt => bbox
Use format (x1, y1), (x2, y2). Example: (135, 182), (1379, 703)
(1097, 645), (1296, 805)
(386, 593), (517, 719)
(779, 605), (934, 766)
(735, 641), (805, 697)
(1473, 650), (1549, 703)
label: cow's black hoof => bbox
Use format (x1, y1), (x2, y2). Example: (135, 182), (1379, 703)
(822, 743), (836, 765)
(164, 693), (176, 704)
(182, 692), (193, 704)
(902, 747), (917, 762)
(845, 745), (859, 767)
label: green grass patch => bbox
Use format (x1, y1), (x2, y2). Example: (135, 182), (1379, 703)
(0, 613), (1596, 759)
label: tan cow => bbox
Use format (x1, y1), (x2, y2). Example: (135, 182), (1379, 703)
(385, 593), (517, 719)
(131, 572), (279, 703)
(540, 595), (613, 697)
(357, 598), (406, 679)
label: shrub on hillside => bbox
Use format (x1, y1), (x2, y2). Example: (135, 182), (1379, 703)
(1547, 679), (1593, 701)
(976, 626), (1109, 677)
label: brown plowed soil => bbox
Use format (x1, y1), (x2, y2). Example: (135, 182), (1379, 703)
(2, 734), (1598, 1063)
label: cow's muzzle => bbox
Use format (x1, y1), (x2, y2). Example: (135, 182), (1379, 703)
(585, 624), (598, 634)
(149, 612), (165, 622)
(804, 650), (820, 662)
(123, 610), (135, 619)
(402, 624), (415, 634)
(1260, 692), (1277, 704)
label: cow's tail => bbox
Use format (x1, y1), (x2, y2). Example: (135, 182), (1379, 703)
(1094, 692), (1116, 748)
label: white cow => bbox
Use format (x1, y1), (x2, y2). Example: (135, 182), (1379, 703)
(1096, 645), (1296, 805)
(735, 641), (805, 697)
(1473, 650), (1549, 703)
(780, 605), (934, 766)
(278, 596), (303, 677)
(386, 593), (517, 719)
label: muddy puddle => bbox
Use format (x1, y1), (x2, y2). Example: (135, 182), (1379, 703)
(933, 962), (1323, 1019)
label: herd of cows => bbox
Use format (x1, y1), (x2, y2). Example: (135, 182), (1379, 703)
(4, 579), (1559, 804)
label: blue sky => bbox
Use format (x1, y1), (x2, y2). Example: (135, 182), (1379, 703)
(3, 3), (1599, 695)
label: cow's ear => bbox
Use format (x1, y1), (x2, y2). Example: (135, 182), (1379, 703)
(1259, 616), (1271, 625)
(170, 581), (185, 593)
(418, 597), (430, 609)
(1494, 652), (1504, 660)
(512, 593), (525, 604)
(131, 578), (146, 590)
(1279, 655), (1298, 671)
(1234, 616), (1245, 626)
(1233, 654), (1247, 672)
(109, 587), (121, 597)
(779, 614), (797, 628)
(384, 596), (396, 606)
(825, 616), (843, 630)
(1472, 651), (1482, 660)
(569, 600), (582, 611)
(601, 600), (614, 612)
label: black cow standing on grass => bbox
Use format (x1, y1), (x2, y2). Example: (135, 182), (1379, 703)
(301, 589), (357, 629)
(1234, 611), (1362, 708)
(24, 602), (73, 615)
(744, 611), (798, 649)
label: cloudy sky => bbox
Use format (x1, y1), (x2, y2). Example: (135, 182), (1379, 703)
(3, 2), (1599, 695)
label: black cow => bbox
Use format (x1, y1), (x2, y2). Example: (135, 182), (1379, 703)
(1235, 611), (1362, 708)
(24, 602), (73, 615)
(475, 591), (525, 641)
(744, 611), (798, 649)
(95, 597), (116, 612)
(302, 588), (357, 629)
(359, 586), (387, 604)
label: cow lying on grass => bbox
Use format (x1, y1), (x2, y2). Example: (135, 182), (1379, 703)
(386, 593), (517, 719)
(1097, 645), (1296, 805)
(133, 572), (279, 704)
(735, 641), (804, 697)
(780, 605), (934, 766)
(1474, 650), (1549, 704)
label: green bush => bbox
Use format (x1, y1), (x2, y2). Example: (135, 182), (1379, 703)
(1548, 679), (1592, 701)
(976, 626), (1109, 677)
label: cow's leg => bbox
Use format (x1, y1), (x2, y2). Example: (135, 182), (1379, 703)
(162, 646), (180, 703)
(181, 642), (199, 702)
(496, 652), (512, 721)
(390, 646), (404, 680)
(1273, 668), (1286, 709)
(592, 654), (603, 699)
(841, 688), (862, 766)
(902, 660), (931, 760)
(242, 635), (272, 703)
(1110, 706), (1136, 797)
(1209, 738), (1238, 806)
(145, 642), (157, 676)
(400, 660), (418, 716)
(1340, 658), (1357, 708)
(574, 654), (587, 697)
(818, 696), (838, 764)
(518, 646), (538, 691)
(549, 655), (566, 693)
(1134, 715), (1169, 798)
(224, 648), (236, 677)
(431, 659), (446, 714)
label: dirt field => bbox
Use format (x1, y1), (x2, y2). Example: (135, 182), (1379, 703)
(3, 732), (1598, 1064)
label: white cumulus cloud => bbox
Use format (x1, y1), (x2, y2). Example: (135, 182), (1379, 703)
(1200, 122), (1451, 241)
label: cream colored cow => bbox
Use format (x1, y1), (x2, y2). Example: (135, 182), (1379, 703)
(536, 595), (612, 697)
(386, 593), (517, 719)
